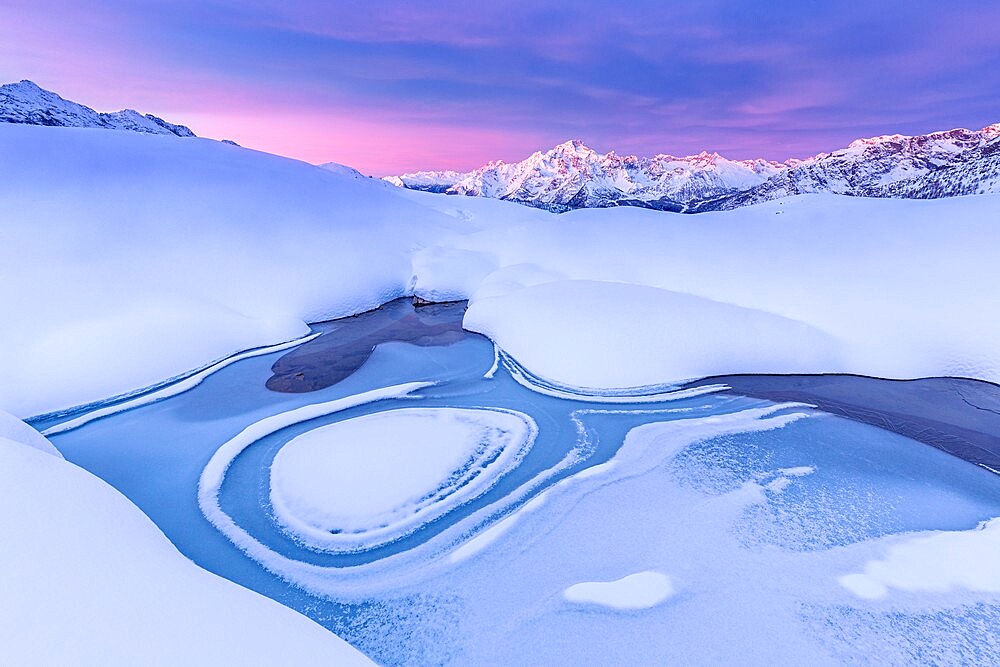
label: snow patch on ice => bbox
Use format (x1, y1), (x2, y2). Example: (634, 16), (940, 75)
(564, 571), (675, 610)
(779, 465), (816, 477)
(270, 407), (536, 552)
(838, 517), (1000, 599)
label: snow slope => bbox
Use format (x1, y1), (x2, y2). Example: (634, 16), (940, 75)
(0, 80), (195, 136)
(464, 280), (843, 389)
(3, 121), (1000, 418)
(408, 190), (1000, 389)
(0, 123), (461, 417)
(0, 408), (61, 457)
(0, 433), (374, 665)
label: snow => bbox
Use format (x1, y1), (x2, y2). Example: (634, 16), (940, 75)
(779, 465), (816, 477)
(839, 518), (1000, 600)
(466, 279), (843, 389)
(318, 161), (372, 181)
(0, 435), (374, 666)
(0, 122), (459, 417)
(270, 407), (536, 551)
(426, 139), (787, 208)
(0, 80), (195, 136)
(564, 571), (675, 610)
(3, 120), (1000, 419)
(42, 331), (320, 436)
(389, 124), (1000, 211)
(0, 408), (61, 457)
(423, 194), (1000, 389)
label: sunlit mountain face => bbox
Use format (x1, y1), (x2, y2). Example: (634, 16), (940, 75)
(386, 124), (1000, 212)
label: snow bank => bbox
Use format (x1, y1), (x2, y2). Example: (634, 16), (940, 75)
(0, 409), (61, 457)
(839, 518), (1000, 600)
(0, 123), (458, 417)
(5, 120), (1000, 415)
(42, 332), (320, 436)
(270, 407), (536, 552)
(563, 571), (675, 610)
(415, 193), (1000, 388)
(0, 437), (374, 666)
(466, 280), (842, 389)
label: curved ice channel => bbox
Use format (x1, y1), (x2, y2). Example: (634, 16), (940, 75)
(43, 298), (1000, 665)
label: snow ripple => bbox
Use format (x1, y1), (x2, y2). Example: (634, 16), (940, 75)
(500, 349), (729, 403)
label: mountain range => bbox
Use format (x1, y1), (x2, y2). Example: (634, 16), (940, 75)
(0, 80), (195, 137)
(387, 125), (1000, 213)
(4, 80), (996, 213)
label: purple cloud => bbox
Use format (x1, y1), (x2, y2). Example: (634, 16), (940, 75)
(1, 0), (997, 173)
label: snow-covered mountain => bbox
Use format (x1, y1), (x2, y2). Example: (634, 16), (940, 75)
(0, 80), (195, 137)
(388, 140), (787, 212)
(388, 125), (1000, 212)
(694, 124), (1000, 211)
(384, 170), (469, 193)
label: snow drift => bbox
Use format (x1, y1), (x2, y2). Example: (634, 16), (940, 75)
(0, 428), (374, 665)
(0, 123), (459, 416)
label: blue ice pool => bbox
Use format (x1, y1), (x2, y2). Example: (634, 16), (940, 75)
(37, 299), (1000, 665)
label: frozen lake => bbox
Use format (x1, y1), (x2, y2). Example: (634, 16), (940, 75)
(36, 299), (1000, 665)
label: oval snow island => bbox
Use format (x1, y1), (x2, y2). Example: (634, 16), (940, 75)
(269, 407), (536, 552)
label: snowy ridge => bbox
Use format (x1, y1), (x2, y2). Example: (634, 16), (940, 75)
(387, 124), (1000, 212)
(0, 80), (195, 136)
(388, 139), (785, 212)
(384, 170), (469, 192)
(699, 123), (1000, 211)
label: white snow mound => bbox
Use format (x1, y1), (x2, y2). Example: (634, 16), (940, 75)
(0, 437), (374, 665)
(564, 571), (675, 610)
(0, 409), (61, 457)
(465, 279), (842, 389)
(270, 407), (536, 551)
(839, 518), (1000, 600)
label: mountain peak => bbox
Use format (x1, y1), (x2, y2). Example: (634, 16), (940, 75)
(386, 119), (1000, 213)
(548, 139), (594, 155)
(0, 80), (195, 137)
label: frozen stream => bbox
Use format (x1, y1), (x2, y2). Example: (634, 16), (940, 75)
(36, 299), (1000, 665)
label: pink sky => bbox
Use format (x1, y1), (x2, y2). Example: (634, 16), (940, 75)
(2, 0), (997, 175)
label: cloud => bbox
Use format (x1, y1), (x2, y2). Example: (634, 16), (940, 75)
(1, 0), (997, 171)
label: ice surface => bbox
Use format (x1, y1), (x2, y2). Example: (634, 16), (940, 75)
(43, 306), (1000, 665)
(270, 407), (535, 551)
(564, 571), (675, 609)
(42, 331), (320, 435)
